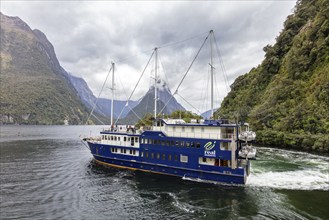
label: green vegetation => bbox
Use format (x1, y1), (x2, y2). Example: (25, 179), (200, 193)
(215, 0), (329, 153)
(0, 13), (92, 125)
(135, 110), (202, 128)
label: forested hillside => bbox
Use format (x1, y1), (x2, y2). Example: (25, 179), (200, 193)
(215, 0), (329, 153)
(0, 13), (92, 125)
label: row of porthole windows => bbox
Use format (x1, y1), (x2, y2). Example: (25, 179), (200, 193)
(141, 152), (188, 163)
(102, 135), (139, 143)
(141, 138), (201, 148)
(111, 147), (137, 156)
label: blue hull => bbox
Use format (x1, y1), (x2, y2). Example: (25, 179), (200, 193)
(88, 142), (247, 185)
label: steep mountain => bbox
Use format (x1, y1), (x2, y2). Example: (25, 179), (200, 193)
(0, 13), (92, 124)
(122, 79), (185, 124)
(67, 73), (138, 119)
(215, 0), (329, 153)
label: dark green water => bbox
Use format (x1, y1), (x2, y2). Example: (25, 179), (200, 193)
(0, 125), (328, 219)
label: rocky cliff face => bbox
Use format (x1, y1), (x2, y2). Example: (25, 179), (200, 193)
(0, 13), (91, 124)
(215, 0), (329, 153)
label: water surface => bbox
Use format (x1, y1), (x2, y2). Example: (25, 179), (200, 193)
(1, 125), (328, 219)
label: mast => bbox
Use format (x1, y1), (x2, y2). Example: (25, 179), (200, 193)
(110, 62), (115, 126)
(210, 30), (214, 119)
(154, 47), (158, 119)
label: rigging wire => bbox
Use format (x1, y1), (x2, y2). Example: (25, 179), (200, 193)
(85, 65), (113, 125)
(127, 105), (143, 121)
(176, 93), (202, 115)
(91, 113), (105, 125)
(213, 35), (230, 92)
(158, 31), (208, 49)
(158, 31), (211, 116)
(114, 50), (155, 124)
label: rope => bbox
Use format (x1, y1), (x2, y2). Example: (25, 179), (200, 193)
(85, 65), (113, 125)
(114, 50), (155, 124)
(127, 105), (143, 121)
(158, 31), (211, 115)
(176, 93), (202, 114)
(214, 35), (230, 92)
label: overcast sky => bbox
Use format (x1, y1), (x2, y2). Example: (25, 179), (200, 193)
(1, 1), (296, 113)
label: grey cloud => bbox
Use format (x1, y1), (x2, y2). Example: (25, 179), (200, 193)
(1, 1), (296, 113)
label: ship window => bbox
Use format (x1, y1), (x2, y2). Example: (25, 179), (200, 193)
(168, 154), (172, 161)
(114, 136), (117, 141)
(128, 137), (130, 142)
(157, 153), (160, 159)
(124, 149), (126, 154)
(124, 137), (126, 141)
(111, 136), (114, 141)
(118, 137), (120, 141)
(135, 137), (138, 143)
(157, 140), (161, 145)
(133, 150), (136, 155)
(180, 155), (188, 163)
(145, 152), (149, 158)
(201, 127), (205, 132)
(120, 148), (122, 153)
(175, 141), (179, 146)
(180, 141), (185, 147)
(182, 127), (185, 132)
(191, 127), (194, 132)
(202, 157), (207, 163)
(152, 139), (156, 144)
(220, 160), (229, 167)
(141, 152), (144, 157)
(174, 155), (178, 161)
(186, 142), (190, 148)
(129, 149), (132, 154)
(173, 126), (176, 132)
(196, 143), (200, 148)
(166, 140), (170, 146)
(171, 141), (174, 146)
(161, 140), (165, 146)
(191, 142), (195, 148)
(162, 154), (165, 160)
(151, 153), (154, 159)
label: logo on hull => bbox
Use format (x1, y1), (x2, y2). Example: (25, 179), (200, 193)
(204, 141), (216, 157)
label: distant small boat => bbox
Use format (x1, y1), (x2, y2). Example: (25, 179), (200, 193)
(83, 30), (257, 185)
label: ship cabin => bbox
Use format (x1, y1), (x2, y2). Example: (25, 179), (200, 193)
(146, 118), (249, 182)
(91, 118), (249, 183)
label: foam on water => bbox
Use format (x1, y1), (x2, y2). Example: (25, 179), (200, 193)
(248, 147), (329, 191)
(247, 170), (329, 190)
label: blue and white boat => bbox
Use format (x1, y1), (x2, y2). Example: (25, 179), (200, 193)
(83, 31), (256, 185)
